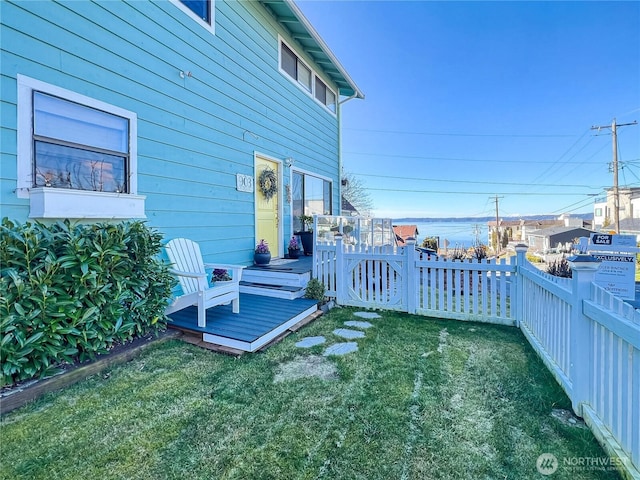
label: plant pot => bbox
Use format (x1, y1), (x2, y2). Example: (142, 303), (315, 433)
(296, 231), (313, 256)
(254, 252), (271, 266)
(288, 248), (301, 259)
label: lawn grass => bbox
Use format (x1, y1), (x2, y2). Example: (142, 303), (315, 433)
(0, 308), (619, 479)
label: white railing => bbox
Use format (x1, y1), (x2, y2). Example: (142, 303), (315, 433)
(518, 260), (574, 394)
(583, 283), (640, 473)
(312, 218), (640, 476)
(317, 234), (516, 325)
(415, 255), (515, 325)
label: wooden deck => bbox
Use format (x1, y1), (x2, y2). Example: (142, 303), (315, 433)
(167, 293), (318, 352)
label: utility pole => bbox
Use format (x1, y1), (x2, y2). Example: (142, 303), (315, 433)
(492, 195), (503, 252)
(591, 119), (637, 233)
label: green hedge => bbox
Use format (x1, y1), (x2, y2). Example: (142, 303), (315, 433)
(0, 219), (176, 386)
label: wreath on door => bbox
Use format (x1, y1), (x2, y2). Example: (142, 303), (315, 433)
(259, 167), (278, 201)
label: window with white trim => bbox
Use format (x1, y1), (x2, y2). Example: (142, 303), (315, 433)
(279, 40), (337, 114)
(171, 0), (214, 33)
(17, 75), (144, 219)
(180, 0), (210, 23)
(292, 171), (332, 231)
(33, 92), (129, 193)
(314, 76), (336, 113)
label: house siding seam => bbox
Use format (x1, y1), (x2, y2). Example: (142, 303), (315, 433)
(0, 0), (347, 264)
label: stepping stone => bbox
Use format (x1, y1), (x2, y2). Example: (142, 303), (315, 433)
(295, 336), (326, 348)
(323, 342), (358, 356)
(333, 328), (365, 339)
(354, 312), (381, 319)
(344, 320), (373, 329)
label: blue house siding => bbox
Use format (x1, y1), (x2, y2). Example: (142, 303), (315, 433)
(0, 0), (355, 264)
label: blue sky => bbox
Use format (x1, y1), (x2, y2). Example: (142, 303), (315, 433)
(295, 1), (640, 219)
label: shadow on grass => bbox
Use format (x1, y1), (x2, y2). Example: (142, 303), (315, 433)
(0, 308), (620, 480)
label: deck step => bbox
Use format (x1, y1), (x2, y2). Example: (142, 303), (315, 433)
(240, 281), (306, 300)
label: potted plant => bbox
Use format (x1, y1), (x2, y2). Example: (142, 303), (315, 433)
(212, 268), (231, 284)
(296, 214), (314, 255)
(254, 239), (271, 266)
(288, 236), (301, 259)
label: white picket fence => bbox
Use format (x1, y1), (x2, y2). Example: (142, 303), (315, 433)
(313, 227), (640, 477)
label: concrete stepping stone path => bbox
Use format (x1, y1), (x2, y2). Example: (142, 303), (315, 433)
(323, 342), (358, 356)
(333, 328), (365, 339)
(295, 312), (379, 357)
(344, 320), (373, 329)
(295, 336), (326, 348)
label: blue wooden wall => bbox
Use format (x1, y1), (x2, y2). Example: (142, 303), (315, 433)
(0, 0), (342, 264)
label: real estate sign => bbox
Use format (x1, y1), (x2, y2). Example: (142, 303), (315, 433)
(588, 234), (637, 300)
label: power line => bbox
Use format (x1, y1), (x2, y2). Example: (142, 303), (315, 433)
(364, 186), (599, 196)
(344, 127), (576, 138)
(343, 151), (603, 165)
(351, 172), (605, 189)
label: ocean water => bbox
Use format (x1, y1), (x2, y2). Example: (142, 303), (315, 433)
(407, 221), (489, 248)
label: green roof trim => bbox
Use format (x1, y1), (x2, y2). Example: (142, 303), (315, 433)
(260, 0), (364, 100)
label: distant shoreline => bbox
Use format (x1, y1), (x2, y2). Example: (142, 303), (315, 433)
(394, 213), (592, 223)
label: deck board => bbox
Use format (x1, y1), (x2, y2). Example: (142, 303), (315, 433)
(167, 293), (318, 351)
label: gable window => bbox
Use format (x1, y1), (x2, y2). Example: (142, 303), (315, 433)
(17, 75), (145, 218)
(279, 40), (336, 114)
(292, 171), (332, 231)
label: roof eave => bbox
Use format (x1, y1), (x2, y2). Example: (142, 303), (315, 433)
(261, 0), (364, 100)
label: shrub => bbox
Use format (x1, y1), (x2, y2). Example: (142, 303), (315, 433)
(304, 278), (326, 302)
(546, 256), (572, 278)
(449, 245), (467, 261)
(422, 236), (439, 251)
(471, 242), (488, 260)
(526, 253), (543, 263)
(0, 218), (176, 386)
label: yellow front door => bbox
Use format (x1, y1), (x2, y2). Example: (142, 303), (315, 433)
(256, 156), (280, 256)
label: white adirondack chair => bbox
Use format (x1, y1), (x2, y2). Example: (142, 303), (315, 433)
(164, 238), (245, 328)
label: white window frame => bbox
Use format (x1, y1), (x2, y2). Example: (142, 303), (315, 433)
(278, 37), (337, 116)
(16, 74), (145, 219)
(171, 0), (215, 35)
(290, 167), (334, 232)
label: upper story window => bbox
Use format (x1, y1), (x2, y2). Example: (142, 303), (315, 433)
(314, 76), (336, 113)
(180, 0), (210, 23)
(172, 0), (214, 33)
(17, 75), (144, 219)
(281, 43), (312, 92)
(279, 39), (336, 115)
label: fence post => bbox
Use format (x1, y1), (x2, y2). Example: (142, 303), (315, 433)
(567, 254), (601, 416)
(405, 237), (417, 314)
(514, 244), (528, 327)
(334, 234), (345, 306)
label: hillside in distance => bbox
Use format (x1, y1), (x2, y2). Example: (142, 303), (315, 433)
(394, 213), (593, 223)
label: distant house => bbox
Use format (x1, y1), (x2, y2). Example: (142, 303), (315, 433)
(488, 214), (591, 244)
(393, 225), (419, 247)
(527, 226), (594, 253)
(0, 0), (363, 263)
(618, 218), (640, 241)
(341, 197), (359, 216)
(593, 187), (640, 230)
